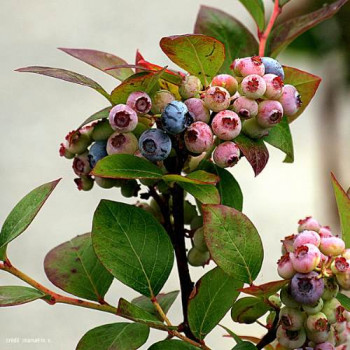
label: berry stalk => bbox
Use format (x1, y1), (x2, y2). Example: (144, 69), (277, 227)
(258, 0), (281, 57)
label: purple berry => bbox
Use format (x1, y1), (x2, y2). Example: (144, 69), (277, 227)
(184, 98), (210, 123)
(211, 110), (241, 140)
(126, 91), (152, 115)
(263, 74), (284, 99)
(138, 129), (172, 162)
(108, 104), (138, 132)
(232, 96), (258, 119)
(179, 75), (202, 99)
(106, 131), (138, 155)
(233, 56), (265, 77)
(211, 74), (238, 95)
(161, 101), (193, 134)
(290, 271), (324, 305)
(184, 121), (214, 154)
(203, 86), (230, 112)
(261, 57), (285, 80)
(213, 141), (240, 168)
(241, 74), (266, 99)
(279, 85), (302, 117)
(256, 100), (283, 128)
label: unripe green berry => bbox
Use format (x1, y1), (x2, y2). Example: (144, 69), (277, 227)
(280, 285), (300, 308)
(322, 298), (341, 324)
(242, 118), (270, 139)
(190, 216), (203, 231)
(184, 201), (198, 225)
(268, 294), (282, 309)
(179, 75), (203, 99)
(121, 179), (139, 198)
(193, 227), (208, 252)
(306, 312), (329, 332)
(74, 176), (94, 191)
(279, 307), (305, 331)
(151, 90), (175, 114)
(92, 119), (114, 141)
(276, 326), (306, 349)
(94, 176), (117, 189)
(321, 277), (339, 301)
(187, 247), (209, 267)
(302, 298), (324, 315)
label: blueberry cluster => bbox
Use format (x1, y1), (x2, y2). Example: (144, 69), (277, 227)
(59, 56), (302, 191)
(276, 216), (350, 348)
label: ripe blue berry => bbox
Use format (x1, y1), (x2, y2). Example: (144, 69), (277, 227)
(126, 91), (152, 115)
(161, 101), (193, 134)
(139, 129), (172, 162)
(262, 57), (285, 80)
(109, 104), (138, 132)
(88, 141), (107, 168)
(291, 271), (324, 305)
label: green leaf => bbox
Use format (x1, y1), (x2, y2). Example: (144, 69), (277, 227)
(337, 292), (350, 311)
(0, 286), (45, 306)
(278, 0), (291, 7)
(44, 233), (113, 302)
(331, 173), (350, 248)
(178, 182), (220, 205)
(76, 322), (149, 350)
(235, 134), (269, 176)
(92, 201), (174, 297)
(232, 342), (258, 350)
(0, 245), (7, 261)
(283, 65), (322, 123)
(231, 297), (270, 324)
(149, 340), (198, 350)
(92, 154), (164, 180)
(239, 280), (288, 298)
(59, 48), (134, 81)
(160, 34), (225, 86)
(0, 179), (60, 248)
(203, 204), (263, 284)
(163, 170), (219, 185)
(194, 6), (259, 74)
(132, 291), (179, 320)
(77, 106), (112, 129)
(111, 71), (163, 104)
(117, 298), (170, 331)
(188, 267), (243, 340)
(219, 325), (243, 344)
(198, 160), (243, 211)
(264, 116), (294, 163)
(238, 0), (265, 31)
(16, 66), (111, 102)
(267, 0), (348, 57)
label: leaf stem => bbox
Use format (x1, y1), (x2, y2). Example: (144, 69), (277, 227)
(258, 0), (281, 57)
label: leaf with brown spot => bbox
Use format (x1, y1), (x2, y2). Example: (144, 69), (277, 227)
(44, 233), (113, 302)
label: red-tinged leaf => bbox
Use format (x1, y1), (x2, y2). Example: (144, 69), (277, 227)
(16, 66), (111, 102)
(239, 280), (289, 298)
(0, 179), (61, 248)
(235, 134), (269, 176)
(283, 65), (321, 123)
(160, 34), (225, 86)
(331, 173), (350, 248)
(58, 48), (134, 81)
(194, 6), (258, 74)
(110, 71), (164, 104)
(135, 49), (145, 73)
(267, 0), (348, 57)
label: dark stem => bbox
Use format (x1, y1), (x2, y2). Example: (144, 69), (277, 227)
(256, 309), (279, 349)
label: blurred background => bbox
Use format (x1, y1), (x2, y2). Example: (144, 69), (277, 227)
(0, 0), (349, 349)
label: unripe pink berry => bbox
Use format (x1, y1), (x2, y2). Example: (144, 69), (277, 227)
(213, 141), (240, 168)
(241, 74), (266, 99)
(211, 74), (238, 95)
(72, 152), (91, 176)
(232, 96), (258, 119)
(298, 216), (321, 233)
(279, 85), (302, 116)
(331, 257), (349, 275)
(290, 244), (321, 273)
(184, 121), (214, 154)
(319, 236), (345, 256)
(179, 75), (203, 99)
(151, 90), (175, 114)
(256, 100), (283, 128)
(263, 74), (284, 99)
(318, 226), (333, 238)
(306, 312), (329, 332)
(281, 234), (296, 254)
(184, 98), (210, 123)
(109, 104), (138, 132)
(306, 328), (330, 345)
(315, 342), (335, 350)
(126, 91), (152, 115)
(211, 110), (241, 140)
(203, 86), (230, 112)
(106, 131), (138, 155)
(293, 230), (321, 249)
(277, 253), (296, 279)
(233, 56), (265, 77)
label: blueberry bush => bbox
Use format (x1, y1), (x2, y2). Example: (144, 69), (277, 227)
(1, 1), (350, 349)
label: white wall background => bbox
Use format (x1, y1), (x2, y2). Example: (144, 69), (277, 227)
(0, 1), (349, 349)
